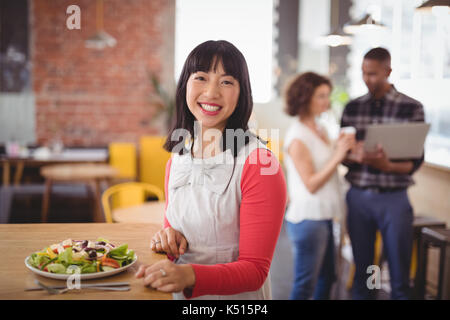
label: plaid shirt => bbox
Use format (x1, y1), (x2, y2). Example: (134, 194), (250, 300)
(340, 85), (425, 189)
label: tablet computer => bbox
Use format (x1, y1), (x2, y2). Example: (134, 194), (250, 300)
(364, 123), (430, 159)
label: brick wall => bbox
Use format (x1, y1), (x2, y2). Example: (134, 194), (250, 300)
(31, 0), (175, 146)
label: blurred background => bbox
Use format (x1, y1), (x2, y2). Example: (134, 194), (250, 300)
(1, 0), (449, 153)
(0, 0), (449, 299)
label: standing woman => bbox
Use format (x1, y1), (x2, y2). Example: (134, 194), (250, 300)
(135, 40), (287, 300)
(283, 72), (354, 299)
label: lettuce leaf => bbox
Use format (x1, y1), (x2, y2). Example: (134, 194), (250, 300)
(127, 250), (135, 260)
(108, 244), (128, 258)
(29, 253), (38, 267)
(111, 249), (135, 267)
(47, 263), (66, 274)
(29, 253), (51, 268)
(29, 253), (41, 267)
(66, 265), (81, 274)
(81, 262), (97, 274)
(58, 247), (73, 265)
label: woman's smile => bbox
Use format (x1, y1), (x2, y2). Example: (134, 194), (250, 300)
(198, 102), (223, 115)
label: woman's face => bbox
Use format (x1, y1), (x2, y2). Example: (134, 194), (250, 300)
(308, 84), (331, 117)
(186, 60), (240, 132)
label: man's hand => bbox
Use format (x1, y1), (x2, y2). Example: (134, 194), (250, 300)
(362, 144), (392, 172)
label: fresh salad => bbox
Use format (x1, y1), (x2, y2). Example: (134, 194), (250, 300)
(28, 238), (135, 274)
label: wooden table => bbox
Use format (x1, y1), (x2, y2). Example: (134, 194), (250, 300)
(1, 148), (108, 186)
(0, 223), (171, 300)
(40, 164), (118, 223)
(113, 202), (165, 226)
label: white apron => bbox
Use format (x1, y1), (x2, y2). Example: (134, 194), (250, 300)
(166, 135), (272, 300)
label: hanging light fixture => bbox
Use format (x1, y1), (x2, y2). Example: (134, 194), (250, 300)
(416, 0), (450, 14)
(343, 13), (386, 34)
(85, 0), (117, 49)
(322, 28), (352, 47)
(320, 0), (352, 47)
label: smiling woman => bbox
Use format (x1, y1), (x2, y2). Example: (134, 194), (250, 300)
(136, 40), (287, 300)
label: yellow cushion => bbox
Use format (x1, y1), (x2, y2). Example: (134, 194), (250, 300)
(109, 143), (137, 179)
(139, 136), (171, 198)
(266, 139), (284, 164)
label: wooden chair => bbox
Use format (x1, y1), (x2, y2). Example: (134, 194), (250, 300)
(101, 182), (164, 223)
(417, 228), (450, 299)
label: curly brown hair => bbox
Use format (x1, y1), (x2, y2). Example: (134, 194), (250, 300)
(284, 72), (332, 117)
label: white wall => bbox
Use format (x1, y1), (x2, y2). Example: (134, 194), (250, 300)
(252, 99), (293, 141)
(298, 0), (331, 74)
(252, 0), (331, 141)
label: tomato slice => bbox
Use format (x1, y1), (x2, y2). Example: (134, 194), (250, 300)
(102, 258), (120, 269)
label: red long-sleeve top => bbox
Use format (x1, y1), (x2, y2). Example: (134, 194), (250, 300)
(163, 148), (287, 299)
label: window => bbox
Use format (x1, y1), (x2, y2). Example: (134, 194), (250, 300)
(174, 0), (274, 103)
(0, 0), (35, 145)
(347, 0), (450, 168)
(0, 0), (30, 93)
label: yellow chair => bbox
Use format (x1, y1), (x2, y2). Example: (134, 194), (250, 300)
(109, 143), (137, 180)
(266, 139), (284, 164)
(139, 136), (172, 197)
(410, 239), (419, 280)
(101, 182), (164, 223)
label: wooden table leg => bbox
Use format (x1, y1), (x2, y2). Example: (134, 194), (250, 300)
(104, 177), (113, 188)
(92, 179), (105, 223)
(3, 161), (10, 187)
(41, 179), (53, 222)
(14, 161), (24, 185)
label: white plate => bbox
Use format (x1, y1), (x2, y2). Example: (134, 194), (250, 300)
(24, 255), (138, 280)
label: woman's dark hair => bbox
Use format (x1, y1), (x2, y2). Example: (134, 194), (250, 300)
(163, 40), (254, 157)
(284, 72), (332, 117)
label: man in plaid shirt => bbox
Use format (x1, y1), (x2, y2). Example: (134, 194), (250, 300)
(341, 47), (425, 300)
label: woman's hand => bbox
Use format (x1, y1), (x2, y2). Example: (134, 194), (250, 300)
(346, 141), (364, 163)
(135, 260), (195, 294)
(151, 227), (188, 259)
(333, 133), (356, 162)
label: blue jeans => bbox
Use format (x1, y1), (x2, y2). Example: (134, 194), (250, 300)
(287, 219), (336, 300)
(346, 187), (413, 300)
